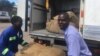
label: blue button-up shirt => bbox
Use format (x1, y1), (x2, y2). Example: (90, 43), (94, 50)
(64, 24), (92, 56)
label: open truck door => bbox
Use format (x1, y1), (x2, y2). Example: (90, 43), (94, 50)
(80, 0), (100, 44)
(81, 0), (100, 55)
(82, 0), (100, 43)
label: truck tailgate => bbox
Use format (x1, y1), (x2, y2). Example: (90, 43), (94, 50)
(30, 29), (64, 40)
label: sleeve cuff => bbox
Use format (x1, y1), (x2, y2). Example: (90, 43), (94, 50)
(2, 48), (9, 55)
(21, 41), (28, 46)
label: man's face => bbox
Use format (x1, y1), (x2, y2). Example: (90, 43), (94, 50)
(14, 20), (22, 29)
(58, 14), (69, 30)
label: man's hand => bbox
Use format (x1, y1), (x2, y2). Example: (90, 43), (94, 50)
(22, 42), (34, 49)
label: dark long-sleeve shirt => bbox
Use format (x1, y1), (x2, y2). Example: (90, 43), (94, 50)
(0, 26), (27, 56)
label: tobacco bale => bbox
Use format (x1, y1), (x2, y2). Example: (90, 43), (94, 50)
(16, 43), (65, 56)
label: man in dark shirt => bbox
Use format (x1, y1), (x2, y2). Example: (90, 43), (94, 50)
(0, 16), (29, 56)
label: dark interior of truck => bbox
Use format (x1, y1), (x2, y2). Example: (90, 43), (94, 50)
(49, 0), (80, 18)
(45, 0), (81, 46)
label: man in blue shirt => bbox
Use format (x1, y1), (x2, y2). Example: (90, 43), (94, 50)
(58, 13), (92, 56)
(0, 16), (29, 56)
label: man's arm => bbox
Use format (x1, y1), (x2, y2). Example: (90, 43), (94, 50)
(18, 30), (28, 46)
(19, 39), (28, 46)
(1, 48), (15, 56)
(1, 31), (14, 56)
(65, 34), (80, 56)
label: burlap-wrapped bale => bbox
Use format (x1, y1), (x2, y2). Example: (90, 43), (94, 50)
(66, 11), (79, 28)
(46, 11), (79, 34)
(16, 43), (65, 56)
(39, 47), (66, 56)
(46, 15), (63, 34)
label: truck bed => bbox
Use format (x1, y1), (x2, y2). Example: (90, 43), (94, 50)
(30, 29), (66, 50)
(30, 29), (100, 48)
(30, 29), (100, 41)
(30, 29), (64, 40)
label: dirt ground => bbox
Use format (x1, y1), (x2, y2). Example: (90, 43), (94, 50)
(0, 22), (11, 34)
